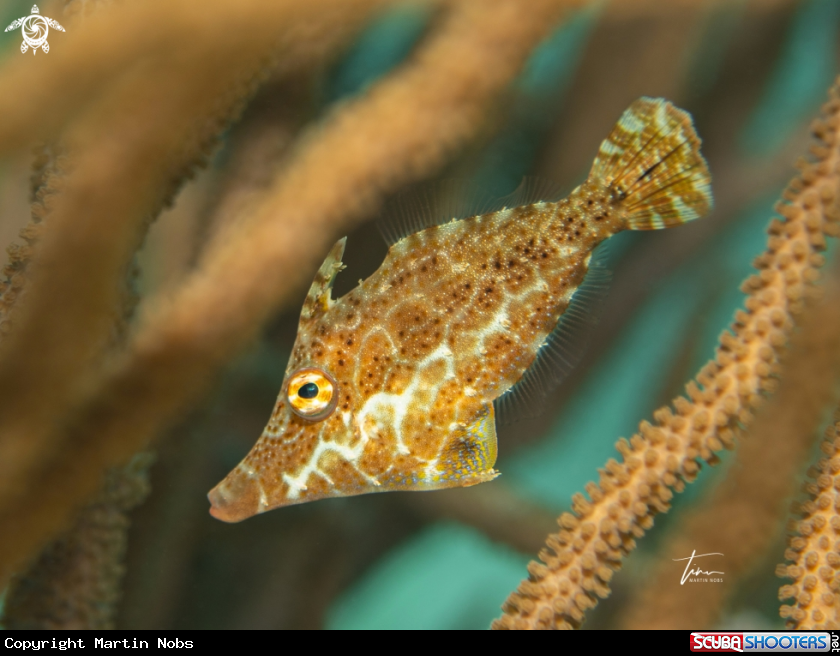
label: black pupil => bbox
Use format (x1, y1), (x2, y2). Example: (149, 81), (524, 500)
(298, 382), (319, 399)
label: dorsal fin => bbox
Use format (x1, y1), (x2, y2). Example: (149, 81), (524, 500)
(493, 243), (612, 425)
(496, 175), (568, 208)
(377, 180), (498, 246)
(300, 238), (346, 322)
(377, 176), (568, 246)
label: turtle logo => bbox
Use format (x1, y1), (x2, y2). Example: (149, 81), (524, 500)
(4, 5), (65, 55)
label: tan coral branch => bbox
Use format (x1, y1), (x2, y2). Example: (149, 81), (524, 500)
(0, 0), (396, 155)
(778, 416), (840, 628)
(492, 79), (840, 630)
(0, 36), (278, 516)
(620, 275), (840, 630)
(1, 454), (153, 630)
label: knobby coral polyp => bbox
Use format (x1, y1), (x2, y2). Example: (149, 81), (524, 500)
(778, 412), (840, 629)
(493, 80), (840, 630)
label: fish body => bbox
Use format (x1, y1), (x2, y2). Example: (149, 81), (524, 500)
(209, 98), (712, 522)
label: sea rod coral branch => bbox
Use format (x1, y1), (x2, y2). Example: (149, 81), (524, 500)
(0, 0), (396, 155)
(778, 411), (840, 629)
(620, 275), (840, 629)
(493, 79), (840, 630)
(0, 0), (580, 589)
(0, 31), (286, 526)
(1, 454), (153, 630)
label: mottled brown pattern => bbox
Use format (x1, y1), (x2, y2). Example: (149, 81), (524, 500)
(208, 98), (713, 522)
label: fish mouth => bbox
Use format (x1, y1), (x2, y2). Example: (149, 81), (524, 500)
(207, 474), (261, 523)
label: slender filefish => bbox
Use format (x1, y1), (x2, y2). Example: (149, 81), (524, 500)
(208, 97), (712, 522)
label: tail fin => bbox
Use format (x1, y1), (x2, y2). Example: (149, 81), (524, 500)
(589, 97), (712, 230)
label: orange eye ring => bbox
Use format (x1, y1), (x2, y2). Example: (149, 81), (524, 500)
(286, 368), (338, 420)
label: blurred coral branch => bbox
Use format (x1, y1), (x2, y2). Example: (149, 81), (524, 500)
(494, 77), (840, 630)
(2, 453), (153, 629)
(405, 482), (559, 556)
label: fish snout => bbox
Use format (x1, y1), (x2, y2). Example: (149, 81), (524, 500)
(208, 471), (261, 523)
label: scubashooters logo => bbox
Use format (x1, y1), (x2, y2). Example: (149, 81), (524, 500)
(690, 632), (830, 652)
(4, 5), (65, 55)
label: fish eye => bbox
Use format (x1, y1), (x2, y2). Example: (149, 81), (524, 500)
(298, 382), (319, 399)
(286, 368), (338, 420)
